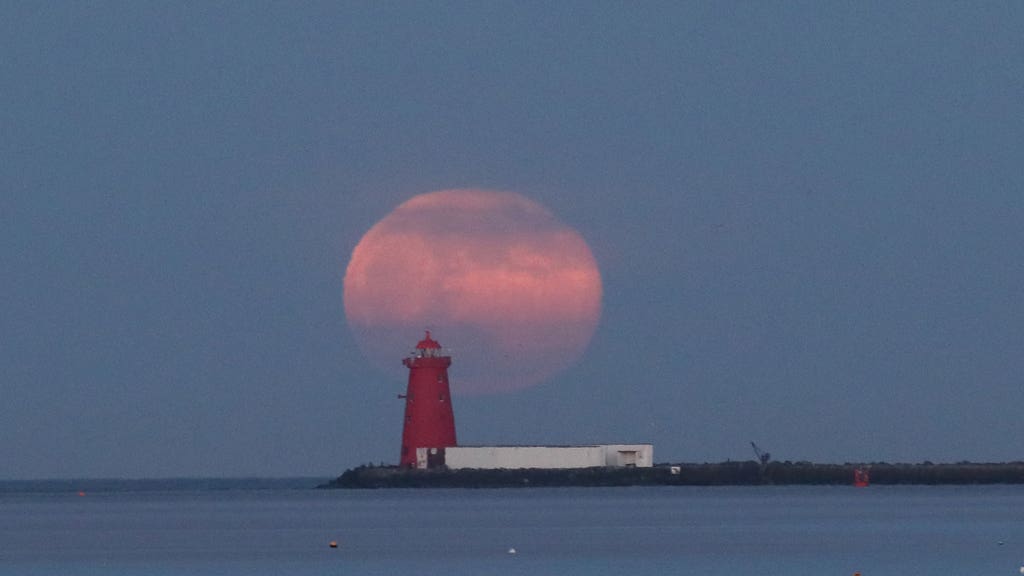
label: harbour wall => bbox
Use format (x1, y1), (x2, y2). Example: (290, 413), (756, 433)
(321, 461), (1024, 489)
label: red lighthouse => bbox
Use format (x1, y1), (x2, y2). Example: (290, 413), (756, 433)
(399, 331), (457, 467)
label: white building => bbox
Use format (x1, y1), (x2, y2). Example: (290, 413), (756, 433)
(415, 444), (653, 470)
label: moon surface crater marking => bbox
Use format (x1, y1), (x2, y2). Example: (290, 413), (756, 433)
(343, 189), (602, 394)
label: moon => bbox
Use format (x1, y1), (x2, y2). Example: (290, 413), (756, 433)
(344, 189), (602, 394)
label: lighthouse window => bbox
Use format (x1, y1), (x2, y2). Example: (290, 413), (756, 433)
(439, 394), (445, 402)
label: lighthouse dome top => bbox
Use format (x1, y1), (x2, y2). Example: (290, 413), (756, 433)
(416, 330), (442, 350)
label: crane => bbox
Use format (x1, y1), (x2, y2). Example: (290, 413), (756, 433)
(750, 442), (770, 467)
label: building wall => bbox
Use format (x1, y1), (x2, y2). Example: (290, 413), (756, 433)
(603, 444), (654, 468)
(422, 445), (653, 470)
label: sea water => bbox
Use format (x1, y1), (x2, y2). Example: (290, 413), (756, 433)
(3, 481), (1024, 575)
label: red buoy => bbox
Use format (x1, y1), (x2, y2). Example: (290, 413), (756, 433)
(399, 331), (457, 467)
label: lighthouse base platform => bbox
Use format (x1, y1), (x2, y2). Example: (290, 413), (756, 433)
(320, 461), (1024, 489)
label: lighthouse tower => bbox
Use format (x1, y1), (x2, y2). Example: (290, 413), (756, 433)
(399, 331), (457, 467)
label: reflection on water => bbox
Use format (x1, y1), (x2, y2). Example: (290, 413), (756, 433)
(3, 483), (1024, 575)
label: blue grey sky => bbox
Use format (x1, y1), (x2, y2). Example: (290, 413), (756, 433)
(3, 2), (1023, 479)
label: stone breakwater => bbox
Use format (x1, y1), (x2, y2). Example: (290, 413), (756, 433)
(321, 461), (1024, 489)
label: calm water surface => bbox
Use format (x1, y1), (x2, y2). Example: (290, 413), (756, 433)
(3, 482), (1024, 575)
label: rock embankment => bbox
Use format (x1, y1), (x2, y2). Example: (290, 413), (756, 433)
(319, 461), (1024, 489)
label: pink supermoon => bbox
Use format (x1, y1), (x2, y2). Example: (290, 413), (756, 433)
(343, 189), (603, 394)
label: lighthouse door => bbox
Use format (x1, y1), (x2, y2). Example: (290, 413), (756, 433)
(426, 447), (446, 469)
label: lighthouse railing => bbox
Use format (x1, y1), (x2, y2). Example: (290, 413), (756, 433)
(407, 347), (453, 360)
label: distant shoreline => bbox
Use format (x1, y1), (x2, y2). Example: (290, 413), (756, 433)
(321, 461), (1024, 489)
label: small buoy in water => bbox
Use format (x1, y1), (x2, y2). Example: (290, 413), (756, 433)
(507, 547), (517, 555)
(329, 541), (338, 549)
(77, 491), (85, 497)
(1018, 566), (1023, 575)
